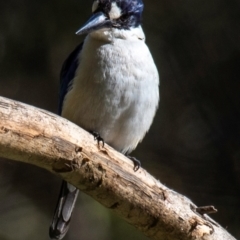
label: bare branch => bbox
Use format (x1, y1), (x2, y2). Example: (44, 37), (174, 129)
(0, 96), (236, 240)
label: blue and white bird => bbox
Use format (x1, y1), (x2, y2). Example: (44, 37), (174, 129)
(49, 0), (159, 239)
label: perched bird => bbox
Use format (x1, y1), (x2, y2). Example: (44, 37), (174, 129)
(49, 0), (159, 239)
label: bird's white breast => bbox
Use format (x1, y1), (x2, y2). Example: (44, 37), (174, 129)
(62, 27), (159, 153)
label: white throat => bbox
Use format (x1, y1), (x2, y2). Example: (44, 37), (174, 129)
(90, 26), (146, 42)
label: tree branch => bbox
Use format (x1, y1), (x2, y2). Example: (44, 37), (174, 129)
(0, 96), (236, 240)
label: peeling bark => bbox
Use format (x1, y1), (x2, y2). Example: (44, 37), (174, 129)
(0, 96), (236, 240)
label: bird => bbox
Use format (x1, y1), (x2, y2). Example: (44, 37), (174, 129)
(49, 0), (159, 239)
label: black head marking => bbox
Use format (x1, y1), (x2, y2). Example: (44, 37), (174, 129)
(92, 0), (144, 29)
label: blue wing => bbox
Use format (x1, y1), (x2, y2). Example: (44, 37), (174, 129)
(50, 42), (83, 240)
(58, 42), (83, 115)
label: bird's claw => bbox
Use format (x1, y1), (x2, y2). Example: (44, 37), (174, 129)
(127, 155), (141, 171)
(91, 131), (105, 147)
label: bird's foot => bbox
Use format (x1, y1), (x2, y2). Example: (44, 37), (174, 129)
(90, 131), (105, 147)
(126, 155), (141, 171)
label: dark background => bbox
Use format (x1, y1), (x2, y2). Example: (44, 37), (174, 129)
(0, 0), (239, 239)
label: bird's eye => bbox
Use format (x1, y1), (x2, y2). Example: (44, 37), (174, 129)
(92, 0), (99, 13)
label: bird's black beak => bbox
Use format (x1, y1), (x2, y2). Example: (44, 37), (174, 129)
(76, 12), (111, 35)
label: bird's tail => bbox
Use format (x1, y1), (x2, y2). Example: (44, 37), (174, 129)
(49, 181), (79, 239)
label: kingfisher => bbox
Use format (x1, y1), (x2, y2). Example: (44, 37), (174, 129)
(49, 0), (159, 239)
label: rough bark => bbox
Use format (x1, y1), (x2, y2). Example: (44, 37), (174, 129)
(0, 96), (236, 240)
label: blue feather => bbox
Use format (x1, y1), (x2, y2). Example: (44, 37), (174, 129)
(58, 43), (83, 115)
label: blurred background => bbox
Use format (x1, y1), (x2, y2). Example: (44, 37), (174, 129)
(0, 0), (239, 239)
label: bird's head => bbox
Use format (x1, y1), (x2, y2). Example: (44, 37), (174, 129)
(76, 0), (144, 35)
